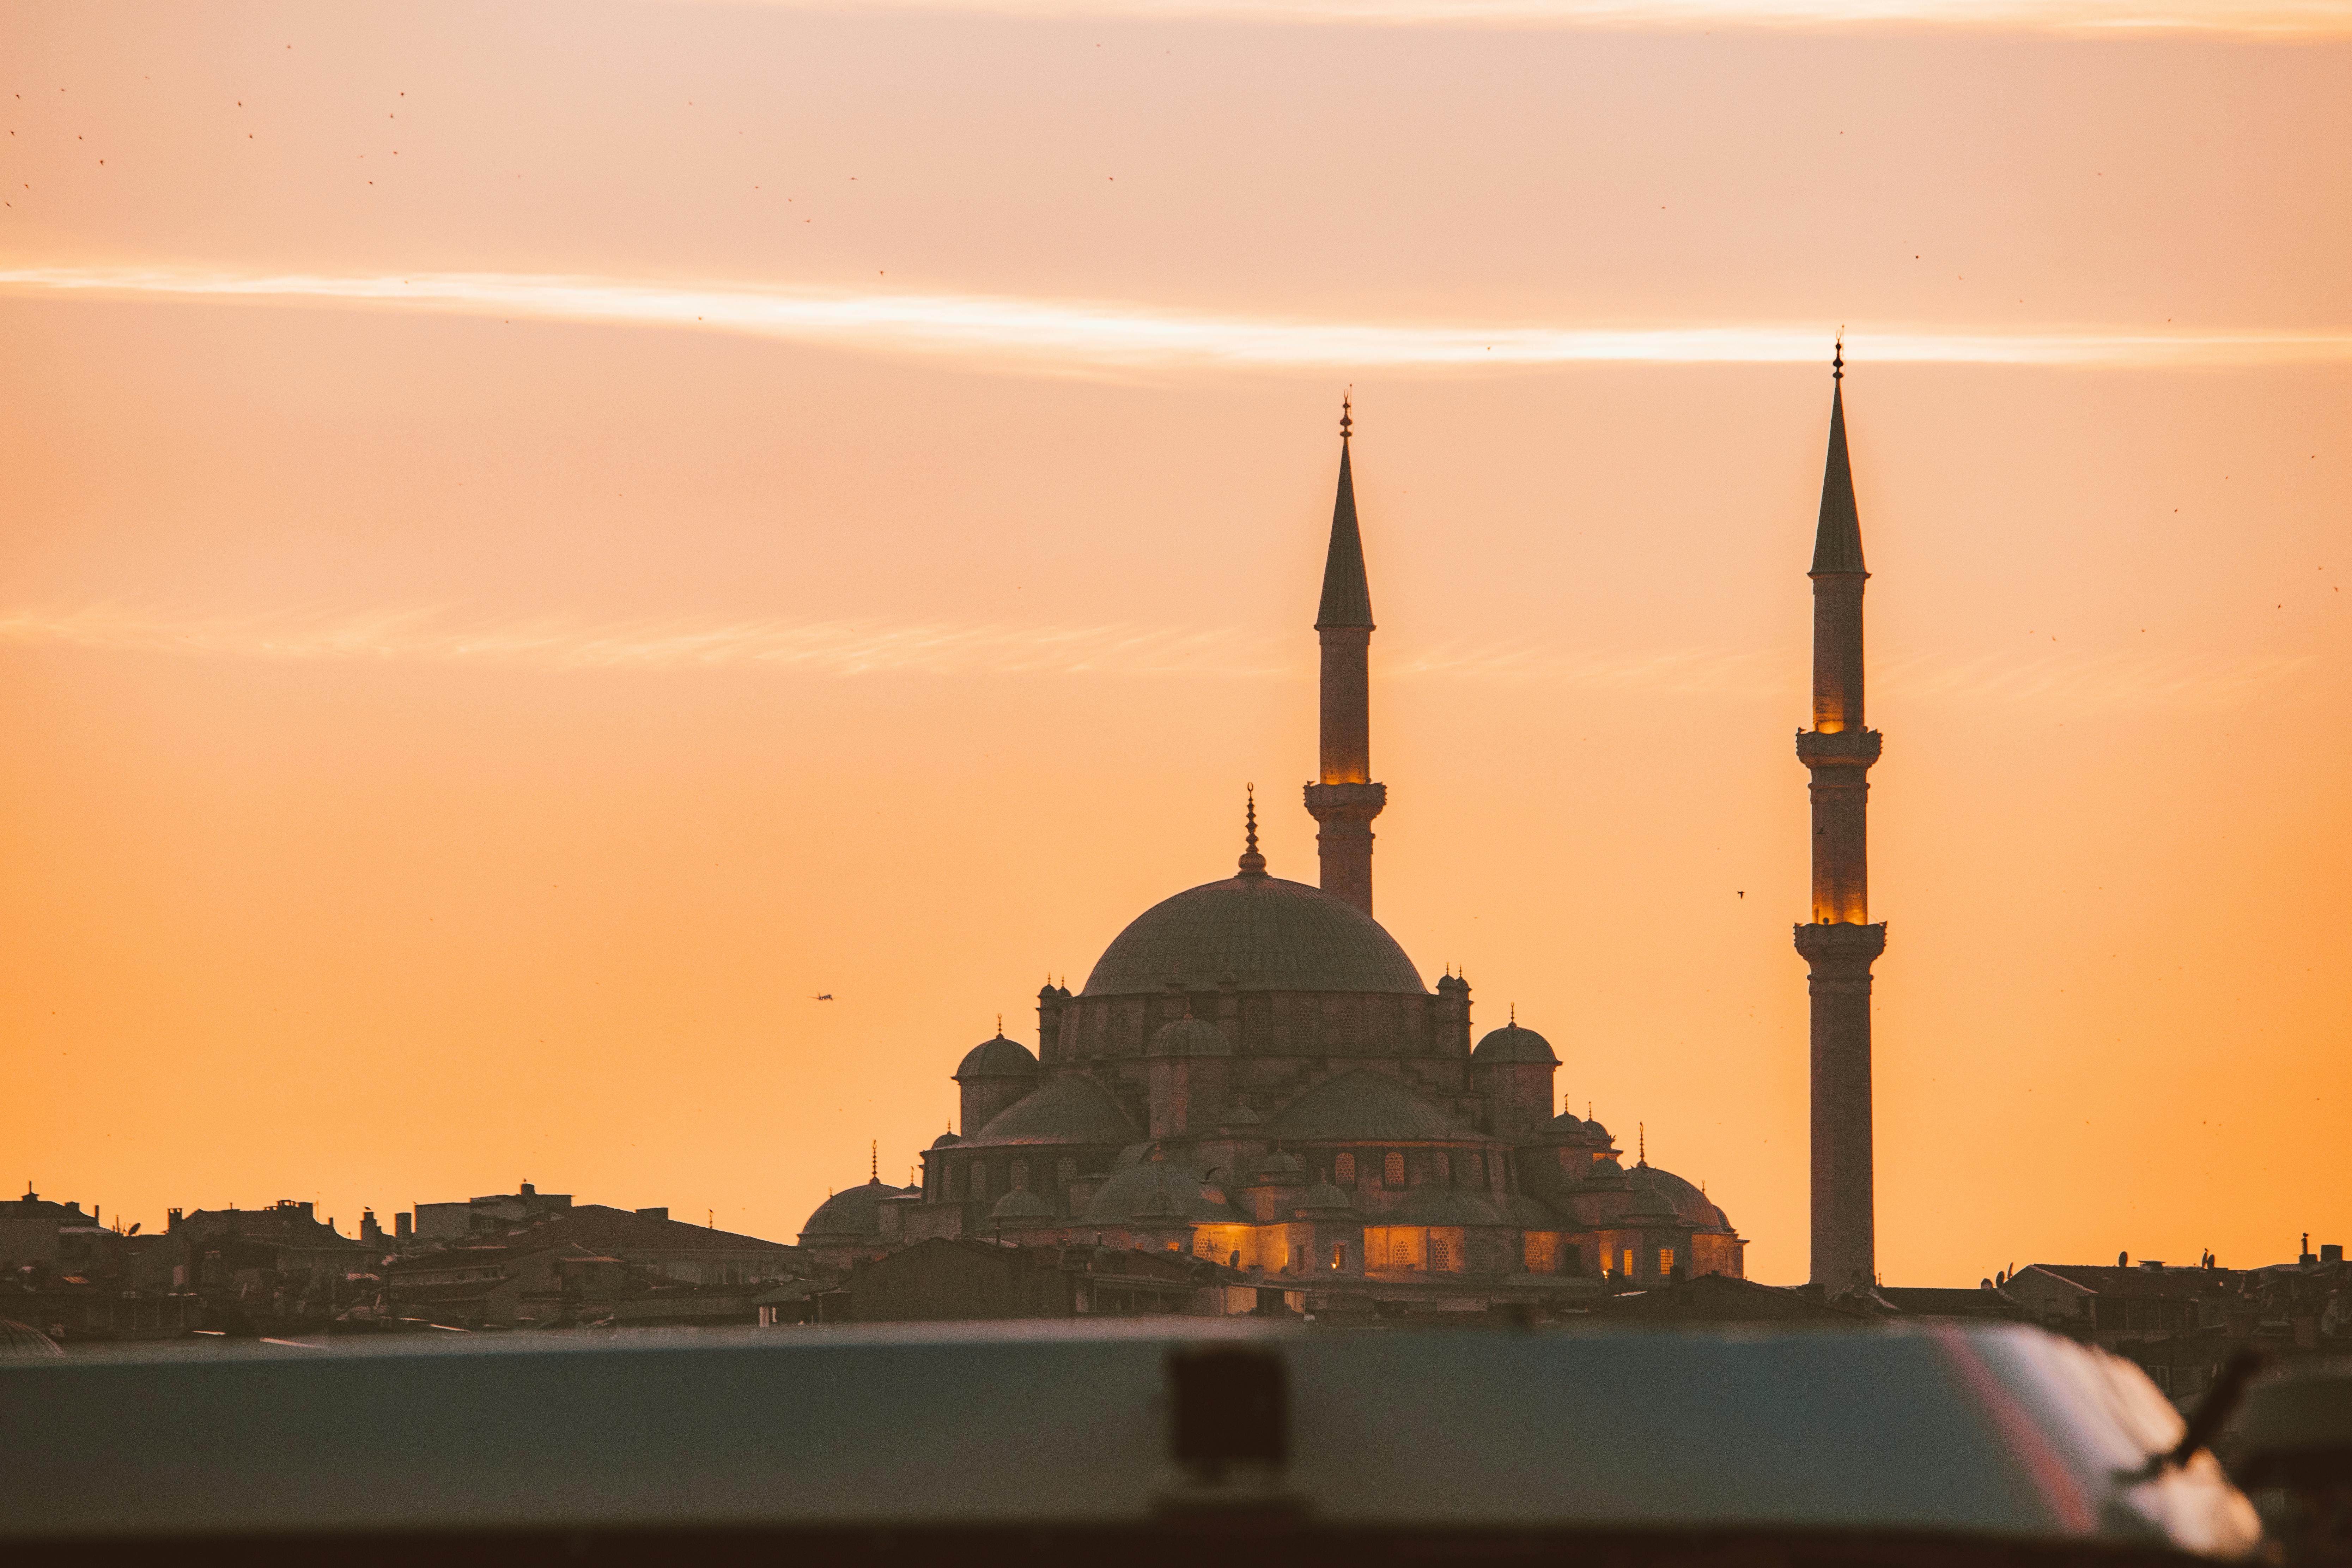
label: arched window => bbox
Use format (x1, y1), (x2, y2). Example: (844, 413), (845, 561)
(1391, 1238), (1411, 1267)
(1010, 1161), (1029, 1192)
(1433, 1152), (1451, 1185)
(1335, 1153), (1356, 1185)
(1056, 1157), (1077, 1184)
(970, 1163), (990, 1199)
(1384, 1151), (1405, 1187)
(1194, 1232), (1216, 1257)
(1429, 1237), (1452, 1271)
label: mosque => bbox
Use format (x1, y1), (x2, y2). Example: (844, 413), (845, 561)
(794, 378), (1891, 1307)
(804, 359), (1895, 1305)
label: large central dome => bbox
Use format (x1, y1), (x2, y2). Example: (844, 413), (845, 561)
(1081, 873), (1427, 997)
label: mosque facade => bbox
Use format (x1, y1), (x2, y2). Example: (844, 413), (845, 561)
(804, 375), (1878, 1306)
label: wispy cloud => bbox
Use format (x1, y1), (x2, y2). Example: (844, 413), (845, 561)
(0, 601), (2307, 711)
(700, 0), (2352, 37)
(687, 0), (2352, 37)
(5, 266), (2349, 374)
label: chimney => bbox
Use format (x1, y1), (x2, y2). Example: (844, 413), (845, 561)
(395, 1212), (412, 1241)
(636, 1207), (669, 1222)
(521, 1182), (535, 1198)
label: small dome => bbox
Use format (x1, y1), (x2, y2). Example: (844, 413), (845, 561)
(1147, 1014), (1232, 1058)
(1299, 1181), (1353, 1211)
(963, 1074), (1141, 1149)
(989, 1189), (1053, 1222)
(1583, 1154), (1628, 1188)
(1256, 1149), (1305, 1183)
(1221, 1102), (1262, 1127)
(0, 1319), (63, 1358)
(930, 1130), (962, 1150)
(955, 1034), (1040, 1080)
(1472, 1023), (1560, 1064)
(800, 1178), (917, 1241)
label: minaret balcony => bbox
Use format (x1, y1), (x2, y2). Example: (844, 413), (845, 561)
(1792, 920), (1888, 969)
(1303, 781), (1387, 821)
(1795, 728), (1882, 769)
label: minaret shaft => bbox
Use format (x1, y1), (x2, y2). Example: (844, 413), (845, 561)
(1319, 627), (1371, 784)
(1795, 361), (1885, 1292)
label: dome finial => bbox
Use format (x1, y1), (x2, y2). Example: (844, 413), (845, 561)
(1509, 1002), (1515, 1025)
(1638, 1123), (1646, 1165)
(870, 1139), (879, 1182)
(995, 1013), (1003, 1037)
(1237, 784), (1267, 877)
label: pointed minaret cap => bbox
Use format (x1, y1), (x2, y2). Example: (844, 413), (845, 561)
(1237, 785), (1268, 878)
(1315, 395), (1376, 629)
(1811, 339), (1866, 576)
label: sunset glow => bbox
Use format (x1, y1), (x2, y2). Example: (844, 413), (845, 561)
(2, 0), (2345, 1287)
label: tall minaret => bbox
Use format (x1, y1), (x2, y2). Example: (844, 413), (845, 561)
(1794, 342), (1887, 1291)
(1303, 396), (1385, 916)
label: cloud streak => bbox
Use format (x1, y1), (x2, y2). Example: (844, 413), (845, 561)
(0, 601), (2305, 712)
(709, 0), (2352, 38)
(6, 266), (2350, 374)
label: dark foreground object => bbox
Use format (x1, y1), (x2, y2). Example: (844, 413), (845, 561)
(0, 1320), (2262, 1564)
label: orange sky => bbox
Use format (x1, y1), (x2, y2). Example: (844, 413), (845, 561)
(2, 1), (2347, 1283)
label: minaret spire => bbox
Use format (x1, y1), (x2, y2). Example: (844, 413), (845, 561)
(1304, 394), (1386, 915)
(1793, 341), (1888, 1292)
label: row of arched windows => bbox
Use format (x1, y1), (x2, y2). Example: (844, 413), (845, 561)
(937, 1154), (1083, 1201)
(1327, 1149), (1508, 1191)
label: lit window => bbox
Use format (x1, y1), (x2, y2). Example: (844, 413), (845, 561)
(1621, 1247), (1634, 1277)
(1391, 1239), (1410, 1267)
(1335, 1153), (1356, 1185)
(1331, 1245), (1345, 1270)
(1384, 1152), (1405, 1187)
(1659, 1248), (1675, 1276)
(1430, 1238), (1452, 1271)
(1010, 1162), (1029, 1192)
(1056, 1157), (1076, 1184)
(1195, 1232), (1215, 1257)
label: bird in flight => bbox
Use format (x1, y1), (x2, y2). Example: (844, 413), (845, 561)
(812, 993), (834, 1001)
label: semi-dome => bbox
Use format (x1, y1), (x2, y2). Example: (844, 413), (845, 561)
(989, 1189), (1053, 1222)
(964, 1074), (1140, 1149)
(1080, 1160), (1241, 1226)
(1269, 1068), (1474, 1143)
(1081, 873), (1427, 997)
(1472, 1022), (1560, 1064)
(1624, 1169), (1680, 1220)
(955, 1033), (1040, 1080)
(1641, 1166), (1733, 1232)
(800, 1177), (916, 1240)
(1147, 1014), (1232, 1058)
